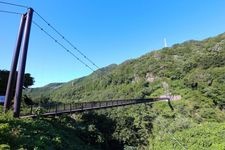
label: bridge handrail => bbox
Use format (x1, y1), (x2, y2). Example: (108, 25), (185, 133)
(20, 97), (172, 117)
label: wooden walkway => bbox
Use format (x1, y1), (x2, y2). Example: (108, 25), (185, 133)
(20, 97), (173, 118)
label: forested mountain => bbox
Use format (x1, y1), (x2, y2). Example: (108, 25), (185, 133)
(29, 32), (225, 107)
(1, 33), (225, 149)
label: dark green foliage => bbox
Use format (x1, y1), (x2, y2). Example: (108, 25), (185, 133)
(150, 121), (225, 150)
(0, 70), (35, 95)
(2, 32), (225, 149)
(0, 112), (121, 150)
(0, 70), (9, 95)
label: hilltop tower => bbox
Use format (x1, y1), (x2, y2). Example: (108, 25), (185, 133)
(164, 38), (168, 47)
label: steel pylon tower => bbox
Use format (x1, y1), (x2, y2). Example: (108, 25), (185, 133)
(4, 8), (33, 118)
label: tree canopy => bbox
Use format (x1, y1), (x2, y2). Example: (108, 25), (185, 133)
(0, 70), (34, 95)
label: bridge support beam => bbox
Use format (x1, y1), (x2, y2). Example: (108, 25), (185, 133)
(4, 14), (26, 113)
(13, 8), (33, 118)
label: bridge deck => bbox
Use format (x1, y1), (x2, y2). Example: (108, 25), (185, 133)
(20, 98), (173, 118)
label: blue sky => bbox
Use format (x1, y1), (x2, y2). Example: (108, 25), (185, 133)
(1, 0), (225, 87)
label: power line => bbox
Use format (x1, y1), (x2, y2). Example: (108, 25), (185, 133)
(0, 1), (29, 9)
(32, 20), (95, 72)
(34, 10), (101, 70)
(167, 131), (187, 150)
(0, 9), (22, 15)
(157, 117), (187, 150)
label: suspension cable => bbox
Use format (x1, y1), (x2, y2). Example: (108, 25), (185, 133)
(0, 9), (22, 15)
(0, 1), (108, 78)
(34, 10), (101, 70)
(0, 1), (29, 9)
(32, 20), (95, 72)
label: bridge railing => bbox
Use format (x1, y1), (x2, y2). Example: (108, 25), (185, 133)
(20, 98), (171, 117)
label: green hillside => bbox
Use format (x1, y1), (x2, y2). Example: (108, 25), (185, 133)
(1, 33), (225, 149)
(29, 32), (225, 106)
(25, 83), (64, 104)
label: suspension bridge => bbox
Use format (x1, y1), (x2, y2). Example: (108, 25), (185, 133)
(0, 1), (174, 118)
(0, 3), (189, 149)
(20, 97), (174, 118)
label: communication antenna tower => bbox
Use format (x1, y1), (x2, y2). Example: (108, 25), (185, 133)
(164, 38), (168, 47)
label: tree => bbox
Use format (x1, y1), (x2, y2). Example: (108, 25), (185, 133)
(24, 73), (35, 88)
(0, 70), (9, 95)
(0, 70), (35, 95)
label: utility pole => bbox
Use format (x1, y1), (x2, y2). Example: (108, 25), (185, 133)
(4, 8), (33, 118)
